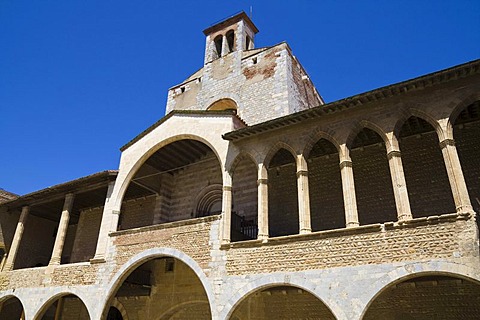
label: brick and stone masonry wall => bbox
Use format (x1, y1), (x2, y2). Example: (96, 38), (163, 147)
(225, 214), (477, 275)
(232, 157), (257, 221)
(351, 143), (397, 225)
(400, 131), (456, 216)
(70, 207), (103, 263)
(268, 161), (299, 237)
(308, 152), (345, 231)
(15, 214), (56, 269)
(169, 156), (222, 220)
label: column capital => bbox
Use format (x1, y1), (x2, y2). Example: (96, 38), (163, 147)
(339, 160), (353, 169)
(296, 170), (308, 178)
(257, 178), (268, 185)
(387, 150), (402, 160)
(439, 138), (455, 149)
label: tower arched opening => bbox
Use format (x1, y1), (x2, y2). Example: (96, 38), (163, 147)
(226, 30), (235, 52)
(399, 116), (455, 217)
(102, 257), (211, 320)
(452, 100), (480, 212)
(363, 274), (480, 320)
(213, 35), (223, 59)
(120, 139), (222, 230)
(231, 155), (258, 241)
(267, 148), (299, 237)
(307, 138), (345, 231)
(350, 128), (397, 225)
(229, 285), (336, 320)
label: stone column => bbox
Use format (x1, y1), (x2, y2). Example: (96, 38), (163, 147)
(339, 146), (359, 227)
(257, 165), (269, 240)
(49, 193), (75, 265)
(221, 34), (229, 56)
(221, 185), (233, 244)
(387, 149), (412, 221)
(297, 155), (311, 234)
(440, 138), (473, 213)
(3, 206), (29, 271)
(54, 297), (64, 320)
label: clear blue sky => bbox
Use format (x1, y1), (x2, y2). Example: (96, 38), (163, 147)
(1, 1), (479, 195)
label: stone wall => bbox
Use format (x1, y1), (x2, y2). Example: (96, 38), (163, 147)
(224, 213), (476, 275)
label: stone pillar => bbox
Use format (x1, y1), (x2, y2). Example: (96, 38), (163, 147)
(297, 155), (311, 234)
(222, 185), (233, 244)
(54, 297), (64, 320)
(440, 138), (473, 213)
(387, 149), (412, 221)
(49, 193), (75, 265)
(257, 165), (269, 240)
(340, 147), (359, 227)
(92, 181), (117, 263)
(3, 206), (29, 271)
(221, 34), (229, 56)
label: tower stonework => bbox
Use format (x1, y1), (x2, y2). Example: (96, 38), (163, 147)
(1, 12), (480, 320)
(166, 12), (323, 125)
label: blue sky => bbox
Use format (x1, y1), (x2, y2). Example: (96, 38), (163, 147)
(1, 1), (479, 195)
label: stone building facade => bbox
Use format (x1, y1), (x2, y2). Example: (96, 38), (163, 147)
(0, 12), (479, 320)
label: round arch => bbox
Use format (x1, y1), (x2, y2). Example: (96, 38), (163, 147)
(0, 294), (24, 320)
(222, 277), (344, 320)
(207, 98), (238, 112)
(115, 134), (224, 210)
(100, 248), (215, 320)
(35, 292), (91, 320)
(359, 262), (480, 320)
(108, 299), (128, 320)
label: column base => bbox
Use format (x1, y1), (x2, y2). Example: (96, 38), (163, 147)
(90, 256), (106, 264)
(299, 228), (311, 234)
(346, 221), (360, 228)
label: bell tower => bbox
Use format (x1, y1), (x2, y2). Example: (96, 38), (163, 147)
(203, 12), (259, 64)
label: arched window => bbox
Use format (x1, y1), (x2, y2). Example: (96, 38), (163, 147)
(226, 30), (235, 52)
(214, 35), (223, 59)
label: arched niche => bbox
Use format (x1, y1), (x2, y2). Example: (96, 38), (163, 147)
(102, 256), (211, 320)
(229, 285), (336, 320)
(363, 274), (480, 320)
(207, 98), (238, 112)
(119, 139), (222, 230)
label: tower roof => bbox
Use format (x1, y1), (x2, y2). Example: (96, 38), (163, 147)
(203, 11), (259, 35)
